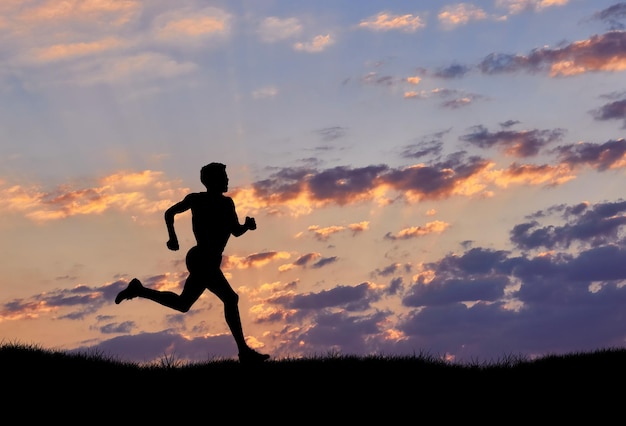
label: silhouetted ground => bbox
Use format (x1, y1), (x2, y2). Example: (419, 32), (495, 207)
(3, 342), (624, 423)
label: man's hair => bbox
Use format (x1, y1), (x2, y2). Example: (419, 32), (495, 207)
(200, 162), (226, 187)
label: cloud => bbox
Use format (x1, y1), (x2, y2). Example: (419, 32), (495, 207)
(312, 256), (338, 269)
(1, 2), (233, 90)
(404, 274), (510, 307)
(358, 12), (426, 33)
(348, 221), (369, 234)
(500, 120), (521, 128)
(250, 164), (391, 210)
(478, 31), (626, 77)
(496, 0), (571, 15)
(275, 309), (391, 355)
(590, 2), (626, 30)
(403, 88), (485, 109)
(460, 126), (566, 157)
(153, 7), (233, 46)
(363, 72), (396, 87)
(1, 0), (140, 66)
(372, 263), (412, 278)
(223, 251), (291, 269)
(307, 225), (345, 241)
(380, 155), (493, 200)
(391, 218), (626, 361)
(241, 141), (626, 215)
(510, 200), (626, 250)
(0, 273), (191, 325)
(99, 320), (135, 334)
(315, 126), (347, 142)
(384, 221), (450, 240)
(551, 139), (626, 170)
(256, 16), (332, 53)
(18, 0), (140, 26)
(306, 221), (368, 241)
(490, 162), (575, 188)
(438, 3), (488, 29)
(0, 170), (187, 223)
(432, 64), (473, 79)
(280, 282), (381, 311)
(440, 94), (486, 109)
(293, 34), (334, 53)
(293, 253), (322, 267)
(406, 76), (421, 85)
(1, 279), (123, 322)
(590, 99), (626, 127)
(8, 135), (626, 225)
(28, 37), (126, 63)
(258, 16), (303, 43)
(278, 252), (338, 272)
(400, 140), (444, 160)
(399, 130), (451, 160)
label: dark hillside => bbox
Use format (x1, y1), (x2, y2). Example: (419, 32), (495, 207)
(3, 343), (623, 423)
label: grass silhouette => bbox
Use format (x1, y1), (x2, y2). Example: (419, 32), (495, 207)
(3, 340), (623, 422)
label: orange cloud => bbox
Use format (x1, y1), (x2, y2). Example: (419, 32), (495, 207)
(438, 4), (488, 28)
(406, 76), (421, 85)
(101, 170), (162, 188)
(306, 221), (369, 241)
(308, 225), (345, 241)
(348, 221), (370, 233)
(550, 56), (626, 77)
(489, 163), (576, 187)
(480, 32), (626, 78)
(31, 37), (125, 62)
(232, 187), (318, 217)
(278, 252), (324, 272)
(386, 221), (450, 240)
(497, 0), (570, 14)
(155, 8), (232, 44)
(0, 170), (187, 223)
(278, 264), (295, 272)
(19, 0), (139, 26)
(143, 273), (186, 292)
(223, 251), (291, 270)
(293, 34), (334, 53)
(359, 12), (425, 32)
(160, 16), (225, 37)
(0, 300), (55, 322)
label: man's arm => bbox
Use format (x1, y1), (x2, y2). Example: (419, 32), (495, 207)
(229, 198), (256, 237)
(232, 216), (256, 237)
(164, 196), (192, 250)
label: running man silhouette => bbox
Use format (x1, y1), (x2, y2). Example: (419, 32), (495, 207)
(115, 162), (270, 364)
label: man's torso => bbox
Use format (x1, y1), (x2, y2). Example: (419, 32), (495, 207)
(188, 192), (235, 252)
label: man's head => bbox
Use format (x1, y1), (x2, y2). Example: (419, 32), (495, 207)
(200, 162), (228, 192)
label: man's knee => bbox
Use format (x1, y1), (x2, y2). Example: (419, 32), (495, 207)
(222, 291), (238, 306)
(176, 299), (195, 313)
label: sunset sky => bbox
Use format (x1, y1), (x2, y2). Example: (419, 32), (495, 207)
(2, 0), (626, 365)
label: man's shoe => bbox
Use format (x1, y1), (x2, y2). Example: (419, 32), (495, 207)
(239, 349), (270, 364)
(115, 278), (143, 304)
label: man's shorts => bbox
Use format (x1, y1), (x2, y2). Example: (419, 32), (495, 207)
(185, 245), (222, 274)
